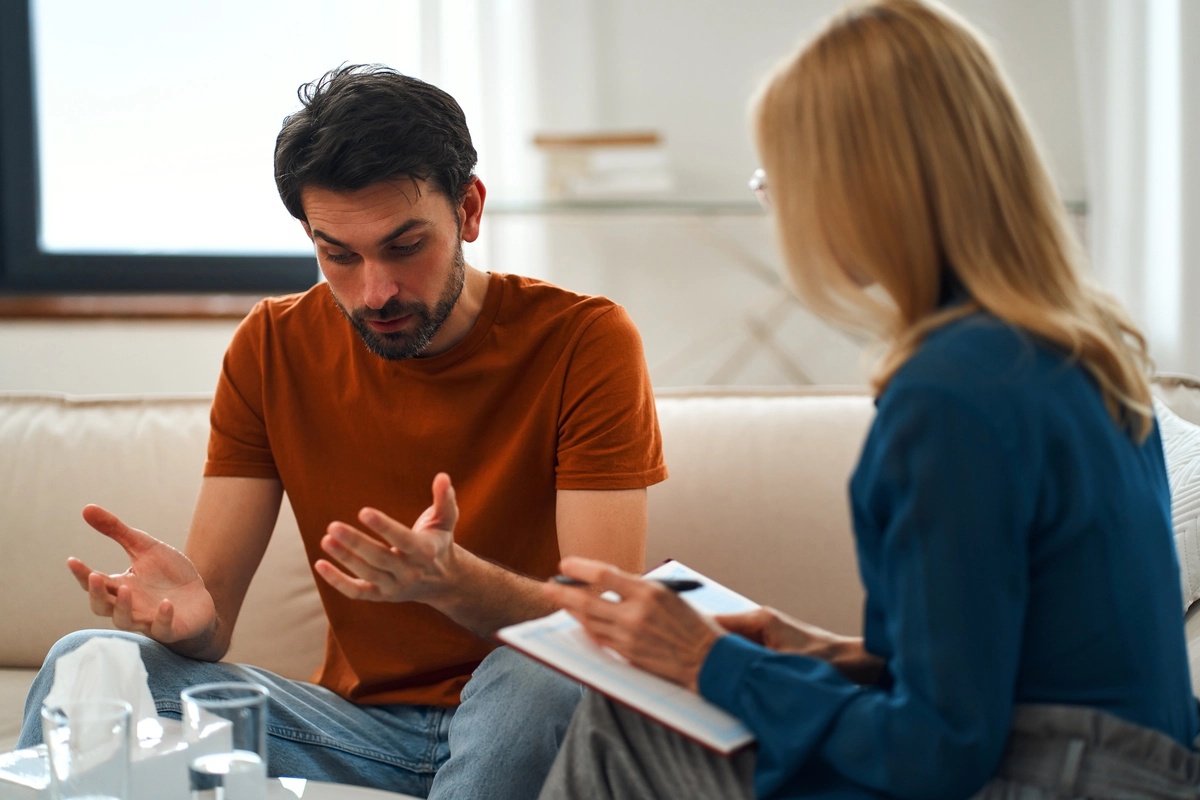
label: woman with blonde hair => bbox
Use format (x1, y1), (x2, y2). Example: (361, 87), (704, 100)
(536, 0), (1200, 797)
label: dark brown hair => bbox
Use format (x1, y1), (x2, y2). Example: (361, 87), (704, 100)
(274, 64), (477, 221)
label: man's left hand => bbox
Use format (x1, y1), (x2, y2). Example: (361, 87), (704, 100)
(316, 472), (460, 604)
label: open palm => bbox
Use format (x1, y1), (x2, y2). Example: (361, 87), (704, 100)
(66, 505), (217, 644)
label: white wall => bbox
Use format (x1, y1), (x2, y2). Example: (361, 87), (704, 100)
(0, 320), (236, 395)
(585, 0), (1084, 202)
(0, 0), (1091, 395)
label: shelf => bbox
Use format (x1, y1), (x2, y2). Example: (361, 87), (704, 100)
(487, 198), (1088, 217)
(486, 199), (766, 216)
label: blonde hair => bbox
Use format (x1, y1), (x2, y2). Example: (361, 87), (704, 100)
(752, 0), (1155, 439)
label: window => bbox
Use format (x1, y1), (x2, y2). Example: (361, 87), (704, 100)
(0, 0), (426, 294)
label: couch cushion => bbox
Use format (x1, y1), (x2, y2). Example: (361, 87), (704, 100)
(649, 387), (875, 635)
(0, 669), (34, 751)
(1155, 373), (1200, 425)
(1156, 400), (1200, 610)
(0, 394), (324, 681)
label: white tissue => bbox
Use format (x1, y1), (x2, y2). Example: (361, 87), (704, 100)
(43, 637), (157, 725)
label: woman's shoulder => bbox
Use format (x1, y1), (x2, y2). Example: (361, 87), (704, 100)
(885, 312), (1082, 422)
(899, 313), (1043, 383)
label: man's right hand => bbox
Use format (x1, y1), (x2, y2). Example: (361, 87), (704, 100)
(67, 504), (218, 646)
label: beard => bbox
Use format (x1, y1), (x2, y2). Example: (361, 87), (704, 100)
(335, 245), (467, 360)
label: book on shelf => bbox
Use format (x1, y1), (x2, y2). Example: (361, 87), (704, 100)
(496, 560), (758, 754)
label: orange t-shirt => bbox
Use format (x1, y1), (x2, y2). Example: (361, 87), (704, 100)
(204, 272), (667, 706)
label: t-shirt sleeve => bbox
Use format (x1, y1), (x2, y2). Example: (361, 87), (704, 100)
(555, 304), (667, 490)
(204, 303), (279, 480)
(700, 385), (1029, 799)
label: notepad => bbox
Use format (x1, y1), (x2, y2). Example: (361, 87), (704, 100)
(496, 560), (758, 754)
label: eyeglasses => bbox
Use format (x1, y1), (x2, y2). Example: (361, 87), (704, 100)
(749, 168), (769, 209)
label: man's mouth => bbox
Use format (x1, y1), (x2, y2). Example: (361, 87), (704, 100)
(365, 315), (413, 334)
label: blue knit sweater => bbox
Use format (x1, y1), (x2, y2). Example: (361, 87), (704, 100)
(699, 313), (1199, 799)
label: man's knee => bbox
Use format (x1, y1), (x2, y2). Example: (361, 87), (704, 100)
(41, 629), (152, 666)
(464, 647), (583, 720)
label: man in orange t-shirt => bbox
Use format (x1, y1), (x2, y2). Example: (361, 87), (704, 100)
(20, 65), (666, 799)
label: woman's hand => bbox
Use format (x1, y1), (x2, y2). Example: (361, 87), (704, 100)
(716, 606), (885, 684)
(543, 556), (726, 692)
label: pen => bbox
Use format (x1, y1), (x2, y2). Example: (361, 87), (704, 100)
(551, 575), (703, 593)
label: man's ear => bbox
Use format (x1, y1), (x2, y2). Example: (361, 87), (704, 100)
(458, 177), (486, 243)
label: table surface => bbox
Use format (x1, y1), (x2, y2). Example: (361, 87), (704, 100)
(271, 777), (420, 799)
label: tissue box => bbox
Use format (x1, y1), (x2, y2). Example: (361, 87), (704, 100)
(0, 748), (46, 800)
(0, 716), (232, 800)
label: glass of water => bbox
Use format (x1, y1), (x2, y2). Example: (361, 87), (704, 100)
(41, 698), (132, 800)
(181, 682), (269, 800)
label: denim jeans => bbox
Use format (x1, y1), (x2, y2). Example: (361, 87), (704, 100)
(20, 629), (583, 799)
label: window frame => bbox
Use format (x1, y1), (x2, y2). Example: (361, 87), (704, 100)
(0, 1), (317, 296)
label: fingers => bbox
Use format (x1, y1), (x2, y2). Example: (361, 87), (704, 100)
(110, 585), (139, 631)
(545, 557), (685, 632)
(67, 556), (99, 591)
(556, 556), (647, 597)
(86, 571), (117, 617)
(336, 473), (459, 560)
(353, 508), (418, 554)
(314, 558), (380, 600)
(320, 524), (399, 590)
(429, 472), (459, 532)
(107, 585), (174, 638)
(544, 561), (722, 690)
(713, 608), (774, 642)
(319, 480), (462, 603)
(72, 556), (163, 630)
(147, 599), (176, 641)
(81, 504), (155, 558)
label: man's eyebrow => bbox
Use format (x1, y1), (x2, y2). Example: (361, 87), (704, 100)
(310, 220), (430, 250)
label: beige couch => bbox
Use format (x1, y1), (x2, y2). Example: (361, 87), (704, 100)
(2, 377), (1199, 753)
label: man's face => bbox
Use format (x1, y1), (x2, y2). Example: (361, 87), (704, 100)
(301, 180), (468, 360)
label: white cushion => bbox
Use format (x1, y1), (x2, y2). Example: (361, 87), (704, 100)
(0, 393), (324, 681)
(649, 387), (874, 634)
(1155, 373), (1200, 426)
(1156, 399), (1200, 611)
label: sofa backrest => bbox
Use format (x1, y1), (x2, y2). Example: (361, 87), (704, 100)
(650, 387), (873, 633)
(2, 375), (1196, 682)
(0, 393), (324, 680)
(0, 387), (876, 680)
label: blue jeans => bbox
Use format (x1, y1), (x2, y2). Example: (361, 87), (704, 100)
(19, 630), (583, 799)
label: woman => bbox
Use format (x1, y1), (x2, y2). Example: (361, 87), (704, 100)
(536, 1), (1200, 798)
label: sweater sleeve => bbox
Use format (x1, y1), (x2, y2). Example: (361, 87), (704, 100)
(699, 386), (1032, 799)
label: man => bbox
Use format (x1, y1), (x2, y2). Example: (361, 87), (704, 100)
(18, 64), (666, 799)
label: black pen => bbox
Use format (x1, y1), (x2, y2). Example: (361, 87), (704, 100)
(551, 575), (703, 593)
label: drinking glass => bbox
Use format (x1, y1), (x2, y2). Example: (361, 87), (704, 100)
(41, 698), (132, 800)
(181, 682), (269, 800)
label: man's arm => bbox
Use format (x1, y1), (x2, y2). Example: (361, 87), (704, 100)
(66, 475), (282, 661)
(178, 476), (284, 660)
(315, 476), (647, 637)
(437, 486), (648, 634)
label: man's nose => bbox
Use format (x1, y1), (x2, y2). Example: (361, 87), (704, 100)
(361, 259), (401, 310)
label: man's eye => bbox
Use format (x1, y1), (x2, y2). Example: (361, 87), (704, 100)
(392, 241), (422, 256)
(325, 252), (354, 264)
